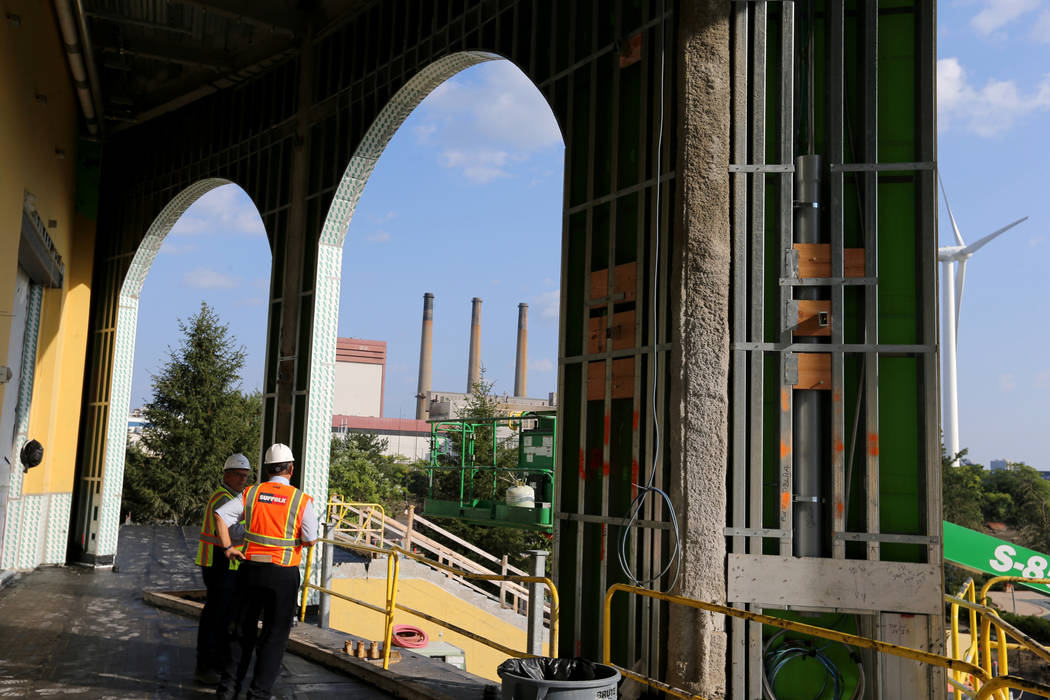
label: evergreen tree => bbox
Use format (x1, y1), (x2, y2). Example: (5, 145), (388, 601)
(122, 303), (262, 524)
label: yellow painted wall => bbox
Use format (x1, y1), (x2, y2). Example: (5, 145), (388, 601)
(0, 0), (94, 497)
(329, 574), (548, 682)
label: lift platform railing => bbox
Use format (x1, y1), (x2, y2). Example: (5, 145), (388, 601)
(298, 535), (559, 670)
(603, 583), (1050, 700)
(327, 496), (385, 548)
(944, 575), (1050, 700)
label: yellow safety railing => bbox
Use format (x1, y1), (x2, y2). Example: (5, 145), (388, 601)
(327, 496), (385, 548)
(298, 535), (559, 670)
(603, 583), (1050, 700)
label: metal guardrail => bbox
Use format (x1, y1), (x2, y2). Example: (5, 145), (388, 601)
(327, 497), (385, 548)
(603, 583), (1050, 700)
(298, 535), (559, 670)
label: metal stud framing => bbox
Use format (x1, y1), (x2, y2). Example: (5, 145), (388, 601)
(73, 0), (678, 682)
(727, 2), (940, 696)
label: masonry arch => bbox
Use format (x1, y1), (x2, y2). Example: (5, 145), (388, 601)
(298, 51), (561, 503)
(72, 178), (269, 560)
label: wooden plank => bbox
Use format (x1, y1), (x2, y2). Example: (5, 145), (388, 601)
(588, 262), (637, 304)
(587, 358), (633, 400)
(587, 310), (636, 353)
(793, 353), (831, 391)
(794, 243), (865, 278)
(793, 300), (831, 337)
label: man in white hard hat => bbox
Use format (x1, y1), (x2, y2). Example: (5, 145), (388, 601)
(193, 453), (251, 685)
(213, 443), (317, 700)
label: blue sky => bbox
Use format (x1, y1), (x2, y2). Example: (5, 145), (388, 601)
(134, 4), (1049, 468)
(134, 60), (563, 419)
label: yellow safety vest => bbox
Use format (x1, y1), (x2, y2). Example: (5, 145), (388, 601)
(195, 485), (241, 570)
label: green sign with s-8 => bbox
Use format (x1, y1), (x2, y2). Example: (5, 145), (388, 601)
(943, 520), (1050, 595)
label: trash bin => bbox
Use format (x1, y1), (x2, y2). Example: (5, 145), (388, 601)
(497, 658), (620, 700)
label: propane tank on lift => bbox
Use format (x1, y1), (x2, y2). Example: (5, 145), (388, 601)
(506, 482), (535, 509)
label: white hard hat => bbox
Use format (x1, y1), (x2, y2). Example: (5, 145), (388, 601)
(223, 453), (251, 472)
(264, 443), (295, 464)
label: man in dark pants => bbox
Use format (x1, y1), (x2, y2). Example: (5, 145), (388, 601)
(213, 443), (317, 700)
(194, 453), (251, 685)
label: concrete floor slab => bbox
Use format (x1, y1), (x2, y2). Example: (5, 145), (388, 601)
(0, 525), (393, 698)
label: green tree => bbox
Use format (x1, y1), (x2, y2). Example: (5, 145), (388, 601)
(121, 303), (262, 524)
(983, 463), (1050, 550)
(328, 432), (406, 506)
(942, 448), (985, 530)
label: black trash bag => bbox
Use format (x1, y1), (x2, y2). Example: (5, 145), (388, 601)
(20, 439), (43, 473)
(498, 657), (597, 682)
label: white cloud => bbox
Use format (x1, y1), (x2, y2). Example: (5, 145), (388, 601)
(368, 231), (391, 243)
(441, 148), (511, 183)
(1030, 235), (1045, 248)
(971, 0), (1042, 35)
(183, 267), (238, 289)
(938, 57), (1050, 137)
(1033, 10), (1050, 41)
(999, 373), (1017, 392)
(529, 357), (555, 372)
(416, 60), (562, 182)
(534, 289), (560, 321)
(171, 184), (264, 237)
(373, 211), (398, 223)
(159, 239), (196, 255)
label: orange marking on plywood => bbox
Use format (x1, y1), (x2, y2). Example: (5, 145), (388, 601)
(867, 434), (879, 457)
(781, 389), (790, 412)
(780, 492), (791, 510)
(632, 412), (639, 430)
(579, 449), (586, 480)
(834, 440), (845, 453)
(779, 441), (791, 458)
(836, 501), (844, 517)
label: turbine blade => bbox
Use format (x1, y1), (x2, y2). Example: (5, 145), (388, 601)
(963, 217), (1029, 255)
(954, 260), (966, 343)
(938, 173), (966, 247)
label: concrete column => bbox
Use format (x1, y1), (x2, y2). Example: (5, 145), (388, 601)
(514, 303), (528, 397)
(318, 521), (334, 628)
(466, 297), (482, 391)
(668, 1), (731, 696)
(415, 293), (434, 420)
(526, 549), (548, 656)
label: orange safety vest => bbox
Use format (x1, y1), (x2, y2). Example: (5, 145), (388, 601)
(240, 481), (311, 567)
(196, 485), (241, 570)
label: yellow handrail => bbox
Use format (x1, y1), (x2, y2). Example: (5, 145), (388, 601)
(604, 583), (992, 700)
(327, 497), (386, 548)
(298, 535), (558, 667)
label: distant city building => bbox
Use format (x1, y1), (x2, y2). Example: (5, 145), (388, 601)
(426, 391), (557, 422)
(127, 409), (147, 445)
(333, 338), (386, 418)
(990, 459), (1008, 472)
(332, 415), (431, 461)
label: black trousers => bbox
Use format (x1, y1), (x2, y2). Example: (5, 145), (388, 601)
(220, 562), (300, 699)
(197, 558), (237, 670)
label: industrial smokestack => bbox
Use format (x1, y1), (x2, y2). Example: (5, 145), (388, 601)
(415, 293), (434, 420)
(514, 303), (528, 397)
(466, 297), (482, 392)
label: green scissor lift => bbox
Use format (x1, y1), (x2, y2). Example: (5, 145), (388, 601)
(423, 411), (556, 532)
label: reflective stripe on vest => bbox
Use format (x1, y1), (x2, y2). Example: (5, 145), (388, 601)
(195, 485), (240, 570)
(242, 482), (310, 567)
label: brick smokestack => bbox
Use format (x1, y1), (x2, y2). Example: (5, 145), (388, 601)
(514, 303), (528, 397)
(466, 297), (482, 391)
(415, 293), (434, 420)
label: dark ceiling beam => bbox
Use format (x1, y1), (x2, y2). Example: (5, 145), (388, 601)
(99, 38), (235, 71)
(169, 0), (302, 37)
(85, 9), (196, 36)
(115, 41), (299, 129)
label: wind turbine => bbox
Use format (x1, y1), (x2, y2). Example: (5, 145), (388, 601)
(939, 175), (1027, 464)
